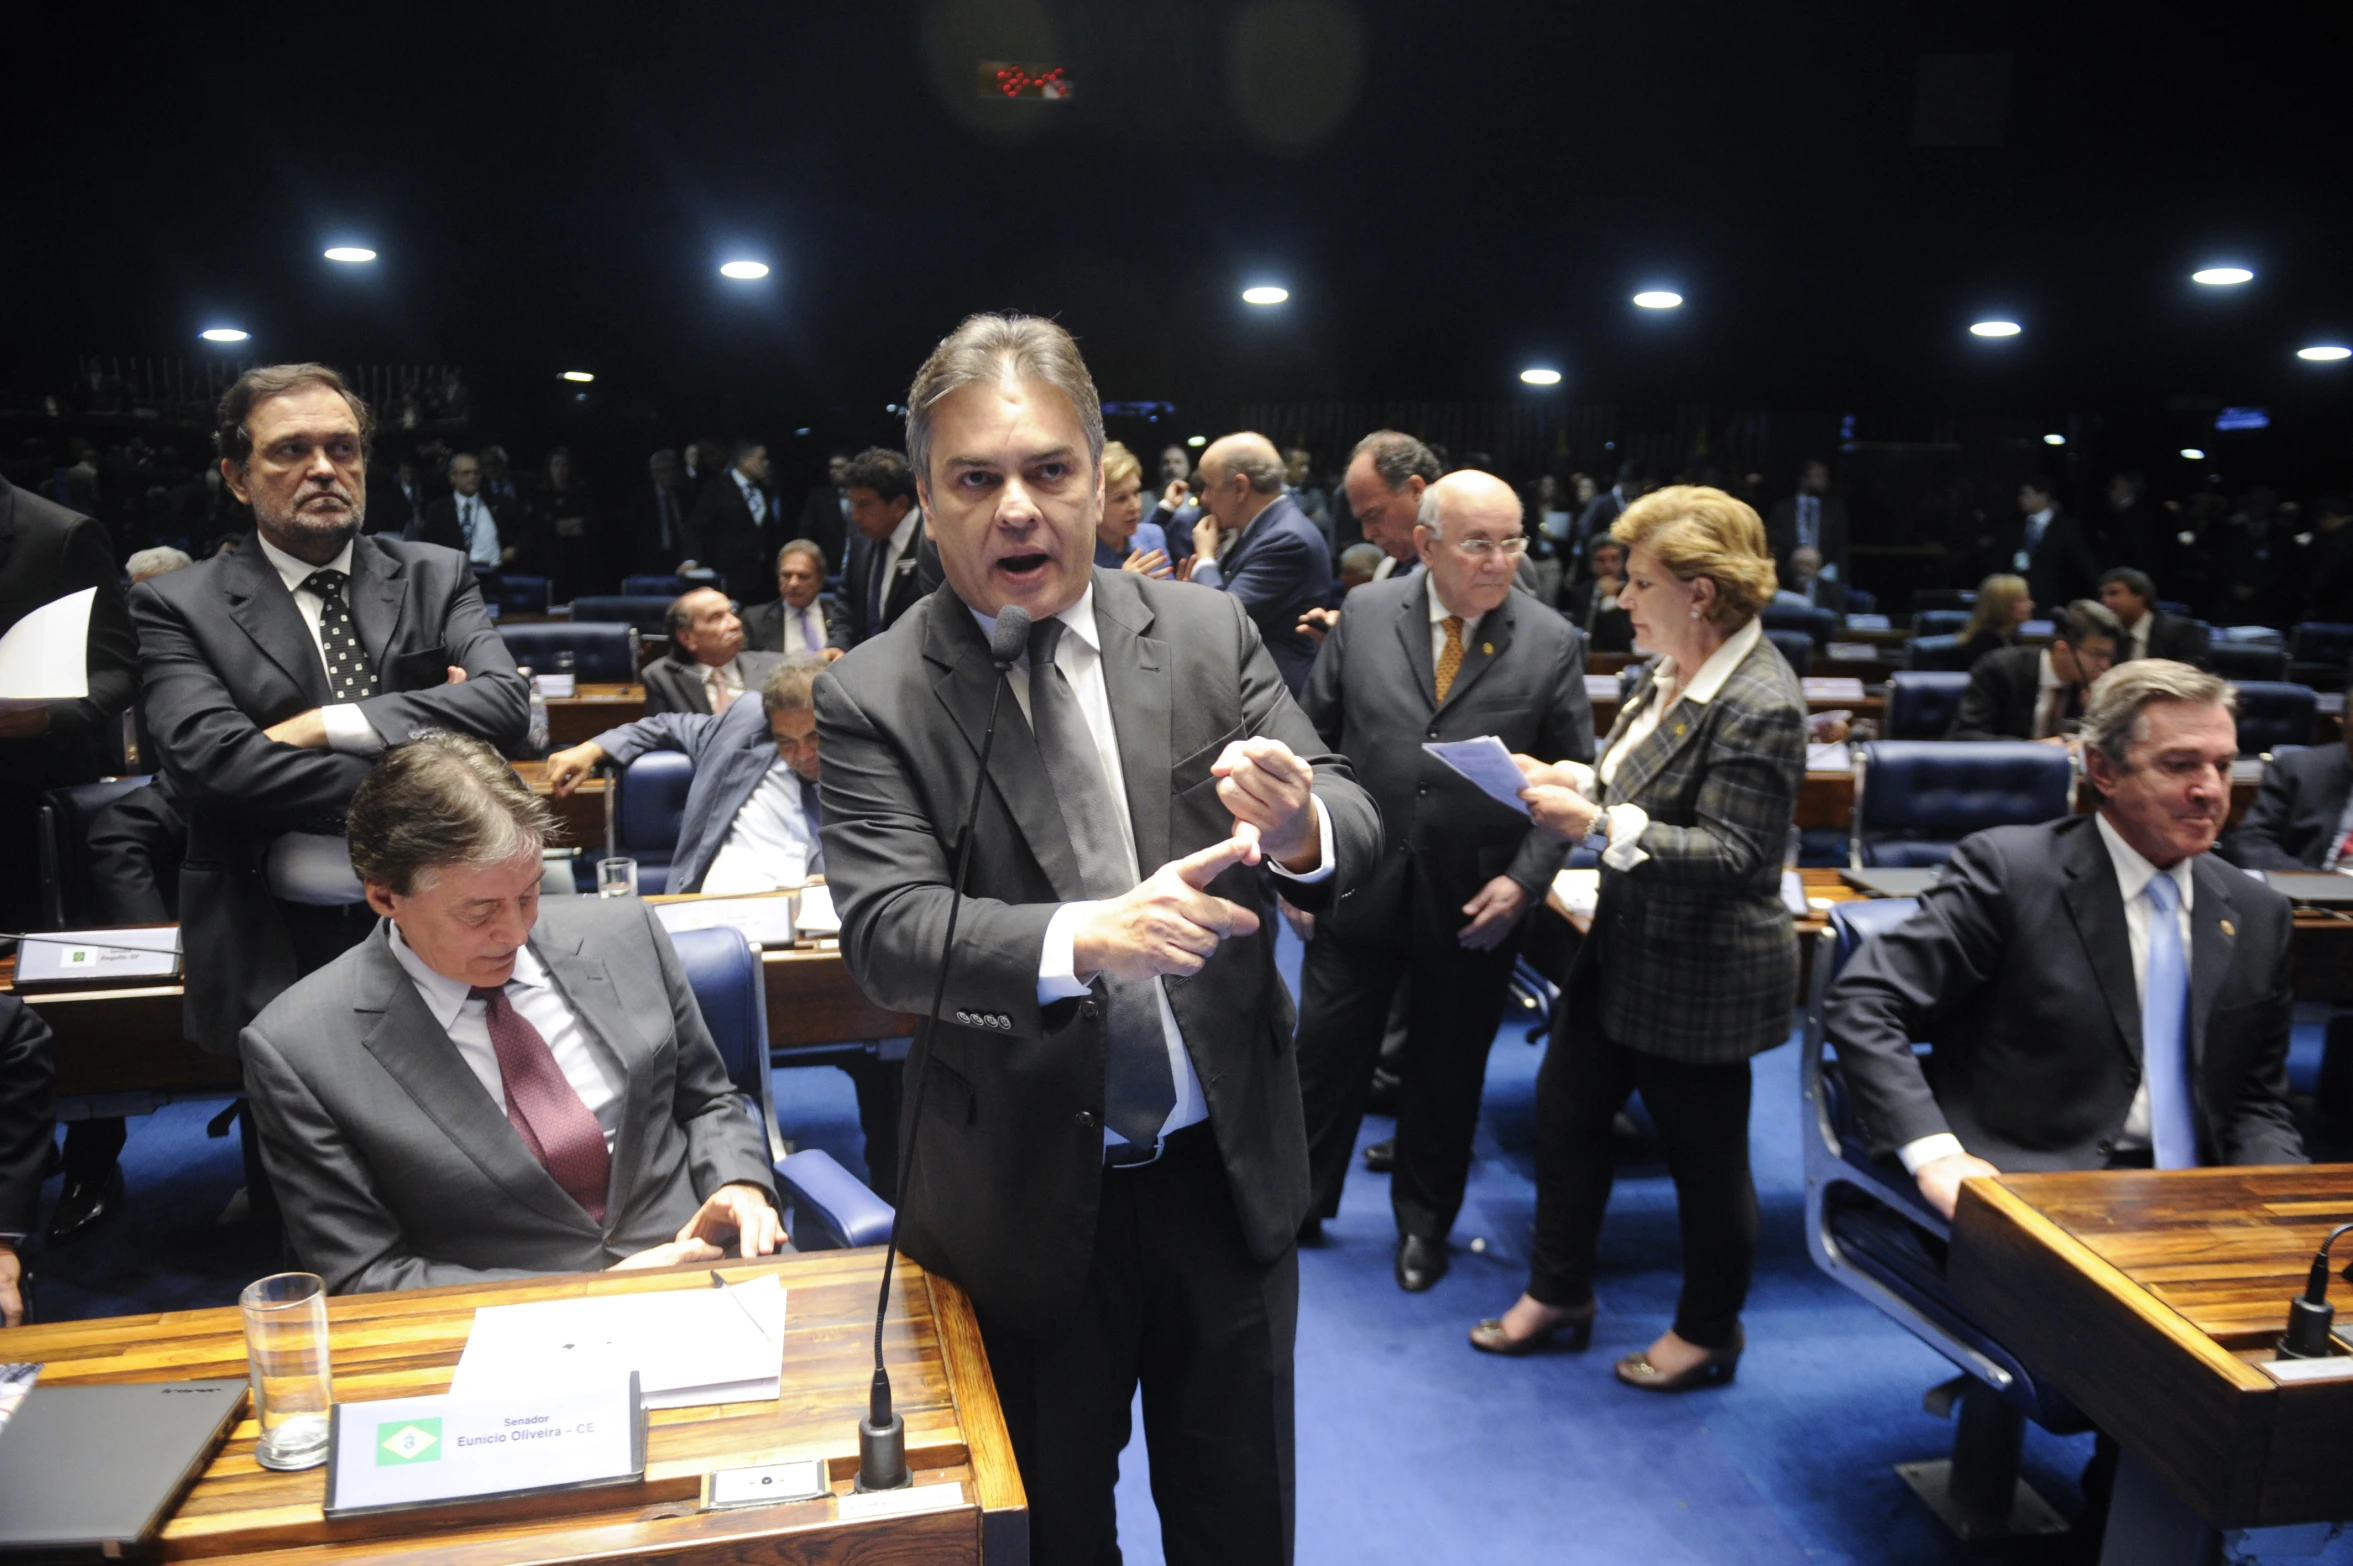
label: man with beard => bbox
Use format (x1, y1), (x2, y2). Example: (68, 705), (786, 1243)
(132, 365), (530, 1088)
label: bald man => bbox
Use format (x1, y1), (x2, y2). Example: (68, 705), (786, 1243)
(1188, 432), (1335, 693)
(1296, 472), (1594, 1289)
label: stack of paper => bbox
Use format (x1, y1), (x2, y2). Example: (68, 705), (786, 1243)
(654, 895), (799, 946)
(450, 1274), (785, 1411)
(0, 588), (93, 710)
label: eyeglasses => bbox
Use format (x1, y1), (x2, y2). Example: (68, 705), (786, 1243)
(1452, 536), (1529, 559)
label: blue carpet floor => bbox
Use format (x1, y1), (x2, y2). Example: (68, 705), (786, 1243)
(22, 922), (2353, 1563)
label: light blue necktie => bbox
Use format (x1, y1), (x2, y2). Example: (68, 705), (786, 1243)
(2141, 872), (2197, 1169)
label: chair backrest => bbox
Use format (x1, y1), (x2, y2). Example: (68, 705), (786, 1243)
(1902, 634), (1974, 672)
(1764, 628), (1813, 678)
(2209, 642), (2291, 683)
(2156, 600), (2192, 618)
(39, 776), (154, 928)
(2229, 681), (2317, 755)
(665, 924), (782, 1161)
(2218, 624), (2286, 645)
(1852, 740), (2074, 867)
(497, 621), (640, 682)
(1884, 671), (1972, 740)
(571, 595), (679, 637)
(1911, 609), (1971, 638)
(488, 574), (551, 616)
(1762, 603), (1841, 645)
(614, 751), (694, 892)
(621, 574), (689, 597)
(1911, 588), (1977, 614)
(2292, 622), (2353, 668)
(1844, 586), (1876, 613)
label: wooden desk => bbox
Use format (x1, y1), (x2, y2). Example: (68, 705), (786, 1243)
(513, 759), (606, 849)
(4, 1252), (1027, 1563)
(1951, 1167), (2353, 1545)
(545, 684), (646, 749)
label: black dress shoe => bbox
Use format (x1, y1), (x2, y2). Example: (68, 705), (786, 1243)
(1362, 1138), (1395, 1174)
(1395, 1233), (1448, 1292)
(47, 1163), (124, 1247)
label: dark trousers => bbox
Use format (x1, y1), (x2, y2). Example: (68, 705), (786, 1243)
(976, 1127), (1297, 1566)
(1526, 1028), (1756, 1351)
(1294, 926), (1518, 1236)
(841, 1054), (901, 1205)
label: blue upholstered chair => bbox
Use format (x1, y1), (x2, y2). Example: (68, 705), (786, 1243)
(1762, 602), (1840, 646)
(1802, 900), (2086, 1537)
(1764, 628), (1814, 678)
(2291, 622), (2353, 687)
(1845, 587), (1877, 613)
(2209, 642), (2292, 683)
(1912, 609), (1971, 638)
(38, 776), (153, 929)
(2228, 681), (2317, 755)
(1902, 635), (1975, 673)
(485, 574), (551, 616)
(604, 751), (694, 894)
(621, 574), (690, 597)
(570, 595), (679, 638)
(497, 622), (641, 682)
(1911, 588), (1976, 614)
(1850, 741), (2074, 868)
(1884, 672), (1972, 741)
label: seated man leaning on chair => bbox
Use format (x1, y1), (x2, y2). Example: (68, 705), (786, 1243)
(241, 731), (783, 1294)
(1829, 659), (2306, 1224)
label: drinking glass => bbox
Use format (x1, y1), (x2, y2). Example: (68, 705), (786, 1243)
(597, 857), (639, 899)
(240, 1272), (333, 1472)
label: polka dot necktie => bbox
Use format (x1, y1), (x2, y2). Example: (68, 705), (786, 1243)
(301, 569), (378, 701)
(1434, 616), (1466, 703)
(472, 984), (611, 1222)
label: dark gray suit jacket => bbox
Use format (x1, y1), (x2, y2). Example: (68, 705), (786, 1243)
(815, 568), (1380, 1330)
(2129, 611), (2212, 669)
(131, 534), (530, 1054)
(743, 595), (848, 656)
(2222, 744), (2352, 870)
(593, 698), (808, 893)
(1951, 643), (2059, 741)
(1303, 576), (1593, 944)
(642, 650), (784, 716)
(0, 475), (139, 792)
(1827, 816), (2305, 1171)
(242, 896), (778, 1295)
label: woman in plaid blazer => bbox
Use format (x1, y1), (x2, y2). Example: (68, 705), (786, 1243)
(1468, 486), (1805, 1391)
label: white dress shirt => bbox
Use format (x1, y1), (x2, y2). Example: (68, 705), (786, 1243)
(875, 507), (922, 608)
(1896, 814), (2192, 1174)
(452, 492), (501, 569)
(732, 469), (767, 527)
(387, 924), (625, 1150)
(255, 533), (384, 755)
(976, 588), (1336, 1152)
(700, 658), (749, 714)
(2125, 612), (2154, 661)
(2032, 649), (2070, 739)
(781, 601), (830, 657)
(255, 533), (382, 905)
(702, 764), (824, 894)
(2015, 507), (2053, 570)
(1426, 577), (1485, 672)
(1590, 616), (1765, 870)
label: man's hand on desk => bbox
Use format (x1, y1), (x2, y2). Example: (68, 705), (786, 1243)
(1915, 1151), (2004, 1221)
(0, 1240), (22, 1326)
(1213, 736), (1321, 871)
(1075, 836), (1264, 982)
(543, 741), (608, 796)
(609, 1183), (783, 1270)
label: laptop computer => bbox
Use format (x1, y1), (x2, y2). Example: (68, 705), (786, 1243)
(2265, 872), (2353, 907)
(0, 1379), (245, 1561)
(1839, 867), (1945, 899)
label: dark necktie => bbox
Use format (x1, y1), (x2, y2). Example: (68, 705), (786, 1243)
(471, 983), (611, 1222)
(1026, 618), (1174, 1148)
(797, 774), (823, 870)
(300, 570), (378, 701)
(658, 488), (680, 550)
(868, 548), (890, 633)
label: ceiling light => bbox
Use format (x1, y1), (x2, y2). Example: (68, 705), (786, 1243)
(2191, 267), (2253, 286)
(2297, 344), (2351, 362)
(1520, 368), (1562, 386)
(199, 327), (249, 343)
(323, 246), (377, 264)
(1241, 285), (1289, 306)
(2042, 433), (2066, 445)
(561, 370), (594, 383)
(1969, 320), (2022, 337)
(2180, 448), (2206, 461)
(719, 260), (770, 280)
(1631, 290), (1683, 310)
(1186, 435), (1207, 447)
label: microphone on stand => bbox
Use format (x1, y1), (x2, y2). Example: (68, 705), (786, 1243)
(857, 603), (1032, 1492)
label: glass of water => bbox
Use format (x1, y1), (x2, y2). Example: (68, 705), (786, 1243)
(240, 1271), (333, 1471)
(597, 857), (639, 898)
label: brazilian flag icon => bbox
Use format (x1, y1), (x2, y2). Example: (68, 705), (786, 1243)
(376, 1418), (442, 1465)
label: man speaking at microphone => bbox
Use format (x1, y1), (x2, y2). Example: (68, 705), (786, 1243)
(816, 314), (1378, 1565)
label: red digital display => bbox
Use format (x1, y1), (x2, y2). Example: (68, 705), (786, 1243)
(978, 61), (1074, 101)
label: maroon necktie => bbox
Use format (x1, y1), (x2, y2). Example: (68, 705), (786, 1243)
(472, 984), (611, 1223)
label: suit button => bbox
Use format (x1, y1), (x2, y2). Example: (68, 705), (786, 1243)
(1080, 1001), (1101, 1022)
(1417, 784), (1429, 797)
(1076, 1110), (1098, 1130)
(1427, 729), (1439, 740)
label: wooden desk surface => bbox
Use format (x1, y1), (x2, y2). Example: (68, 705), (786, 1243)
(1951, 1166), (2353, 1530)
(541, 686), (646, 750)
(511, 759), (605, 850)
(4, 1251), (1026, 1563)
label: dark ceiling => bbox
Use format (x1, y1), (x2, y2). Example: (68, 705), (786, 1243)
(7, 0), (2351, 429)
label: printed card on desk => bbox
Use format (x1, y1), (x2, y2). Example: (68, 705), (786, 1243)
(13, 927), (181, 986)
(0, 587), (93, 710)
(793, 882), (841, 938)
(450, 1273), (784, 1411)
(654, 894), (799, 947)
(323, 1376), (643, 1517)
(1800, 676), (1868, 703)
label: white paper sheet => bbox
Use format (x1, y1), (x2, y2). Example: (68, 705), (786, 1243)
(654, 894), (799, 946)
(793, 882), (840, 937)
(451, 1274), (785, 1412)
(1801, 677), (1868, 702)
(0, 587), (93, 710)
(1422, 736), (1531, 816)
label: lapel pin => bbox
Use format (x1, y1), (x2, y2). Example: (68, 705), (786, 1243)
(1674, 722), (1687, 737)
(1481, 641), (1494, 655)
(2219, 919), (2235, 938)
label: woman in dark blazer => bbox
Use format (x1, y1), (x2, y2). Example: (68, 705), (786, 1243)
(1956, 572), (2033, 666)
(1469, 485), (1805, 1391)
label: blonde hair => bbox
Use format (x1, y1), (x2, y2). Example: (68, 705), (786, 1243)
(1962, 574), (2031, 643)
(1610, 485), (1777, 627)
(1101, 440), (1142, 492)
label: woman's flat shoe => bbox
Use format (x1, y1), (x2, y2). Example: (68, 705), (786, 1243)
(1614, 1329), (1743, 1392)
(1468, 1303), (1595, 1356)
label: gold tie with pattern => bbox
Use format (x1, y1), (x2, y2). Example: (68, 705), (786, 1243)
(1434, 615), (1466, 703)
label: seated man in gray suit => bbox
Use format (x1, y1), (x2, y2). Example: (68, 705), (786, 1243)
(242, 731), (782, 1294)
(644, 586), (783, 715)
(742, 539), (849, 661)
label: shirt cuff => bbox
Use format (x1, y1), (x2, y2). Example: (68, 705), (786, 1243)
(1598, 803), (1650, 870)
(1038, 901), (1102, 1003)
(1897, 1133), (1967, 1175)
(1557, 760), (1597, 798)
(1191, 560), (1224, 588)
(1265, 794), (1337, 884)
(322, 702), (385, 755)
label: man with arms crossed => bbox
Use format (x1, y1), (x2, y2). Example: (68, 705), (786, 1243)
(817, 315), (1377, 1564)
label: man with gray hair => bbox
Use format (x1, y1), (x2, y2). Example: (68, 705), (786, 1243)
(241, 731), (781, 1294)
(1830, 659), (2302, 1226)
(1185, 430), (1333, 693)
(126, 545), (193, 583)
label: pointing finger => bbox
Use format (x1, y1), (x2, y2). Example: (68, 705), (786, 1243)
(1172, 834), (1256, 890)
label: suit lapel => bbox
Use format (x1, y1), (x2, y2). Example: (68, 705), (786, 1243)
(2187, 857), (2242, 1073)
(2058, 823), (2142, 1062)
(352, 935), (589, 1232)
(347, 537), (407, 680)
(1394, 578), (1438, 707)
(922, 596), (1088, 901)
(1093, 573), (1172, 875)
(531, 929), (657, 1220)
(1438, 592), (1513, 712)
(222, 537), (332, 705)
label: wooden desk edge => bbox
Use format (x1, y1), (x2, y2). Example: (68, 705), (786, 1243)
(925, 1270), (1029, 1564)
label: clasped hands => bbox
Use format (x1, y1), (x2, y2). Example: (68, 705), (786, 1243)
(609, 1181), (784, 1270)
(1071, 737), (1319, 982)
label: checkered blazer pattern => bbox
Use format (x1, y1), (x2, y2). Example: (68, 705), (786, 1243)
(1576, 629), (1808, 1062)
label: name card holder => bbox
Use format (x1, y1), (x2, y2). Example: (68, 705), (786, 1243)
(323, 1374), (644, 1519)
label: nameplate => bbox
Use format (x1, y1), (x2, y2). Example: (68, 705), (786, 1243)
(1801, 677), (1868, 703)
(533, 672), (578, 699)
(13, 928), (180, 986)
(323, 1375), (643, 1518)
(2262, 1355), (2353, 1385)
(836, 1480), (967, 1522)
